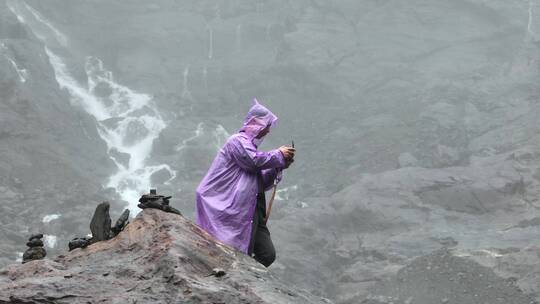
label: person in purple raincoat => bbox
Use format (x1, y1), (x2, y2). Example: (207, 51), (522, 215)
(195, 99), (295, 267)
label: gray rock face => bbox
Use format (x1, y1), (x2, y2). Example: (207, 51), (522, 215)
(364, 249), (536, 304)
(0, 209), (330, 304)
(0, 0), (114, 266)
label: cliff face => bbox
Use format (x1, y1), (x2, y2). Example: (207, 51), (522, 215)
(0, 0), (114, 266)
(0, 209), (330, 304)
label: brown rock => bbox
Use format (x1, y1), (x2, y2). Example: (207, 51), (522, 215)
(0, 209), (329, 304)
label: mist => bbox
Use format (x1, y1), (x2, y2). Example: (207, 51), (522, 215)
(1, 1), (540, 303)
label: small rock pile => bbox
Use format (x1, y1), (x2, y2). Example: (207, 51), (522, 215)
(23, 190), (178, 257)
(68, 202), (130, 251)
(22, 234), (46, 263)
(138, 189), (181, 215)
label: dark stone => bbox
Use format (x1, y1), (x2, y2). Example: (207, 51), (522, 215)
(211, 268), (226, 277)
(90, 202), (112, 242)
(138, 190), (180, 215)
(138, 200), (163, 210)
(22, 247), (46, 263)
(26, 239), (43, 248)
(138, 192), (171, 205)
(68, 237), (91, 251)
(162, 205), (181, 215)
(111, 209), (130, 236)
(28, 234), (43, 241)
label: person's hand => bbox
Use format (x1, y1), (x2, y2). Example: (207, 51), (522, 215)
(284, 158), (294, 169)
(279, 146), (296, 161)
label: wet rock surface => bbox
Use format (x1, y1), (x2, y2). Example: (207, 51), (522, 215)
(0, 209), (329, 304)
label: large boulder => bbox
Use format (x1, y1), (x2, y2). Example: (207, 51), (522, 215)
(0, 209), (330, 304)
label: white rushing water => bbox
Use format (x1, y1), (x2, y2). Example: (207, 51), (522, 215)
(207, 26), (214, 60)
(42, 214), (61, 223)
(202, 66), (209, 92)
(1, 41), (28, 83)
(182, 65), (192, 101)
(46, 49), (176, 213)
(22, 1), (68, 47)
(15, 252), (22, 263)
(43, 235), (57, 249)
(175, 123), (229, 152)
(235, 24), (243, 51)
(7, 0), (67, 46)
(527, 0), (540, 41)
(9, 1), (176, 214)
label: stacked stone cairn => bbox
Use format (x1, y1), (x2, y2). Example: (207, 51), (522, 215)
(22, 234), (46, 263)
(138, 189), (181, 215)
(68, 202), (130, 251)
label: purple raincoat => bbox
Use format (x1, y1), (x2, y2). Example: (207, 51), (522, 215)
(195, 99), (286, 253)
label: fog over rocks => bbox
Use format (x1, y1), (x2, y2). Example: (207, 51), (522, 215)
(1, 0), (540, 303)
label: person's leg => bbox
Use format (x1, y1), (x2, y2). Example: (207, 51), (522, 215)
(253, 224), (276, 267)
(247, 203), (260, 257)
(249, 186), (276, 267)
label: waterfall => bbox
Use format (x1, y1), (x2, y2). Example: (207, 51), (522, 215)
(175, 123), (204, 152)
(175, 123), (229, 153)
(182, 65), (192, 99)
(202, 66), (208, 92)
(207, 26), (214, 59)
(9, 1), (176, 214)
(45, 49), (176, 213)
(527, 1), (539, 41)
(22, 1), (68, 47)
(6, 57), (27, 83)
(1, 42), (27, 83)
(7, 0), (68, 46)
(235, 24), (243, 51)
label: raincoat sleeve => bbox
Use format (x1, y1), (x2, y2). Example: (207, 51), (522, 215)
(227, 135), (286, 172)
(261, 168), (282, 191)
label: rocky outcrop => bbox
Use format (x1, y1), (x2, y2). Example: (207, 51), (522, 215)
(0, 209), (330, 304)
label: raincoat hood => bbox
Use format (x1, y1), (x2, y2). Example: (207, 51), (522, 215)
(239, 98), (278, 141)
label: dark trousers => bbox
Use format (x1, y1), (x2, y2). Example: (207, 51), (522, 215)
(248, 192), (276, 267)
